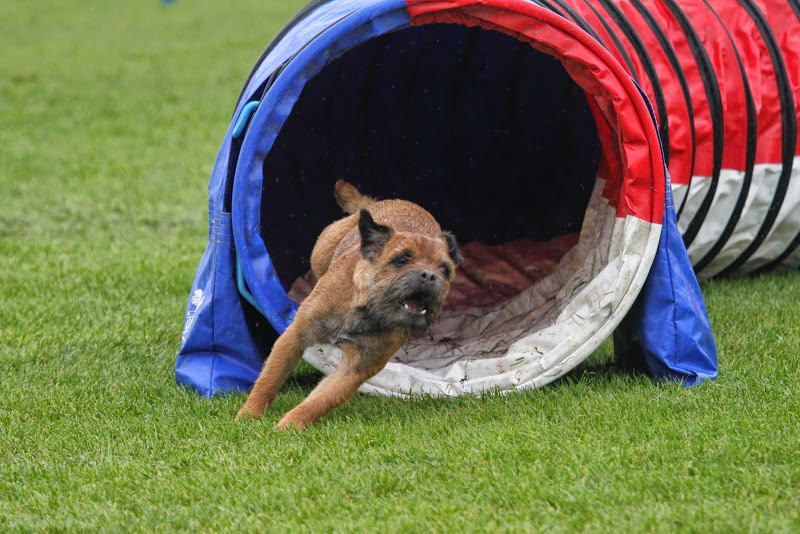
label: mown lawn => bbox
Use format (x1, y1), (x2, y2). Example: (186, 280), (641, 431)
(1, 1), (799, 531)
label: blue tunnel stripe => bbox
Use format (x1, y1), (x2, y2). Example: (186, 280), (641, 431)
(232, 0), (412, 333)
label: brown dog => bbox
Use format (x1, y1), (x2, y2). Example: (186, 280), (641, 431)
(236, 180), (461, 430)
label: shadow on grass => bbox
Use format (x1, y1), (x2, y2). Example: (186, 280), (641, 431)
(257, 348), (659, 431)
(550, 348), (653, 388)
(281, 361), (324, 392)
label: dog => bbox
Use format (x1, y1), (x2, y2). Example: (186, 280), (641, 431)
(236, 180), (462, 430)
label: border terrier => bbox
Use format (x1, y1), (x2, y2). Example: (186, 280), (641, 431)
(236, 180), (462, 430)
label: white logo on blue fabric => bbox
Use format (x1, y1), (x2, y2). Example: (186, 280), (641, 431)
(182, 289), (205, 344)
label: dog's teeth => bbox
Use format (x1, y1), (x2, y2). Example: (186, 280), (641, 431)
(421, 309), (427, 315)
(404, 303), (410, 310)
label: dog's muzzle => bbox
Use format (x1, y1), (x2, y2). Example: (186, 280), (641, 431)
(366, 270), (447, 332)
(395, 272), (446, 327)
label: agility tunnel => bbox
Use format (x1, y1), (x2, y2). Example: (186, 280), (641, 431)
(177, 0), (799, 398)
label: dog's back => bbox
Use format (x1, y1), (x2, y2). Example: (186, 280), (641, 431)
(310, 181), (442, 278)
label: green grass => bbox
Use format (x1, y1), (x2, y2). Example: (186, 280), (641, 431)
(2, 1), (800, 531)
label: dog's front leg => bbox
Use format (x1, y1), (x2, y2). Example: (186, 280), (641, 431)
(275, 342), (394, 431)
(235, 321), (307, 421)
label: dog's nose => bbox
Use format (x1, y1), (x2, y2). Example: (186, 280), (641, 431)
(419, 270), (437, 285)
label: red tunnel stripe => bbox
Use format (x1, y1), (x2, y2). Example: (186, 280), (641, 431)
(746, 0), (800, 158)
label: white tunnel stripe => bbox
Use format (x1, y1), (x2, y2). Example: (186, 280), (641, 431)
(676, 157), (800, 279)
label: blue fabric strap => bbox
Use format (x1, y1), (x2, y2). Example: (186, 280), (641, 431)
(613, 179), (719, 384)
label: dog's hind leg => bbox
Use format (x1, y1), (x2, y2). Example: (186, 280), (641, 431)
(309, 215), (357, 278)
(235, 321), (307, 421)
(274, 342), (396, 431)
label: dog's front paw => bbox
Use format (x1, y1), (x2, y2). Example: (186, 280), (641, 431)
(235, 405), (264, 422)
(275, 416), (308, 431)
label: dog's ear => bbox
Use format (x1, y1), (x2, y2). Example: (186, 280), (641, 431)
(359, 209), (393, 261)
(442, 231), (463, 266)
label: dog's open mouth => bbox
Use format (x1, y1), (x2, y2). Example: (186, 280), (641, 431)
(400, 292), (428, 315)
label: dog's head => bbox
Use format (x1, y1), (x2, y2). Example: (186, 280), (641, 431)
(356, 209), (461, 333)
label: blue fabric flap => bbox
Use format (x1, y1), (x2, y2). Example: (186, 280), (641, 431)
(614, 180), (719, 384)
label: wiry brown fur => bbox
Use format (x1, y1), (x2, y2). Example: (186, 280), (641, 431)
(236, 181), (461, 430)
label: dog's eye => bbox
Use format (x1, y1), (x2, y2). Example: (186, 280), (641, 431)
(392, 254), (411, 267)
(441, 264), (452, 279)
